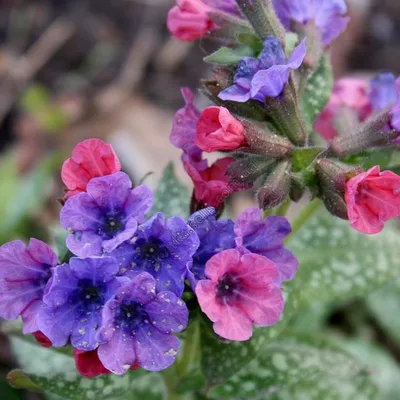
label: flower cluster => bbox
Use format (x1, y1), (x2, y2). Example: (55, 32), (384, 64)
(0, 139), (297, 377)
(167, 0), (400, 236)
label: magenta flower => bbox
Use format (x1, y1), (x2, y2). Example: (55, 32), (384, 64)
(345, 166), (400, 234)
(170, 88), (207, 170)
(195, 106), (247, 152)
(0, 239), (57, 333)
(60, 172), (153, 256)
(315, 78), (372, 141)
(196, 249), (284, 341)
(167, 0), (239, 42)
(96, 272), (188, 374)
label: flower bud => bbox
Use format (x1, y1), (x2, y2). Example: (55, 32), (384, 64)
(289, 177), (305, 203)
(330, 108), (399, 156)
(241, 120), (294, 157)
(315, 159), (361, 195)
(257, 160), (291, 209)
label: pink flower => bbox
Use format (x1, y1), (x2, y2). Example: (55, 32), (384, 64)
(183, 156), (245, 208)
(345, 166), (400, 234)
(167, 0), (217, 42)
(61, 139), (121, 201)
(196, 249), (284, 341)
(315, 78), (372, 141)
(196, 106), (247, 152)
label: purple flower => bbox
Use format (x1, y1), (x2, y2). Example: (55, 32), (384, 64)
(272, 0), (349, 45)
(60, 172), (153, 257)
(188, 207), (298, 287)
(37, 257), (127, 350)
(96, 272), (188, 374)
(234, 207), (298, 282)
(219, 36), (306, 103)
(370, 73), (399, 111)
(187, 208), (235, 287)
(0, 239), (57, 333)
(108, 212), (200, 296)
(170, 88), (207, 170)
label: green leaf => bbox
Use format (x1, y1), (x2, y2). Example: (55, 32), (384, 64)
(200, 310), (288, 387)
(301, 55), (333, 130)
(151, 162), (189, 219)
(211, 341), (377, 400)
(292, 147), (325, 172)
(235, 33), (263, 54)
(335, 337), (400, 400)
(367, 283), (400, 347)
(7, 335), (163, 400)
(287, 210), (400, 308)
(204, 46), (253, 65)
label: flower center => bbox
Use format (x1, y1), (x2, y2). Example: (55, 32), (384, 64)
(216, 273), (241, 304)
(98, 213), (124, 238)
(117, 302), (148, 328)
(77, 279), (105, 307)
(135, 237), (170, 265)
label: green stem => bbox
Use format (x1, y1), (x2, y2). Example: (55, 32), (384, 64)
(275, 197), (291, 217)
(263, 208), (274, 218)
(285, 199), (322, 242)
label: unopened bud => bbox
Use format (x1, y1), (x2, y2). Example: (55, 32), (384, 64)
(330, 108), (399, 156)
(257, 160), (291, 210)
(241, 120), (294, 158)
(321, 190), (348, 220)
(227, 154), (275, 185)
(289, 177), (306, 202)
(315, 159), (361, 194)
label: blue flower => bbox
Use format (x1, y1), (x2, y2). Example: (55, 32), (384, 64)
(60, 172), (153, 257)
(272, 0), (349, 45)
(37, 257), (127, 350)
(96, 272), (188, 374)
(109, 212), (200, 296)
(219, 36), (306, 103)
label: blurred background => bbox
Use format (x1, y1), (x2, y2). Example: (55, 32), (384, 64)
(0, 0), (400, 399)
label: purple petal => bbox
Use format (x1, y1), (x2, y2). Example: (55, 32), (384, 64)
(66, 231), (103, 257)
(251, 65), (291, 99)
(86, 172), (132, 213)
(118, 273), (157, 305)
(145, 292), (188, 334)
(134, 325), (180, 371)
(263, 248), (299, 282)
(259, 36), (286, 69)
(69, 257), (119, 282)
(42, 264), (78, 308)
(102, 218), (138, 253)
(27, 238), (58, 266)
(370, 73), (399, 111)
(60, 193), (102, 232)
(21, 300), (41, 334)
(37, 302), (77, 347)
(219, 84), (252, 102)
(320, 15), (349, 45)
(124, 185), (154, 224)
(287, 38), (307, 69)
(97, 328), (137, 375)
(391, 102), (400, 131)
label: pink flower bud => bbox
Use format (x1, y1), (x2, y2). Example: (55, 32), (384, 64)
(167, 0), (217, 41)
(345, 166), (400, 234)
(196, 106), (246, 152)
